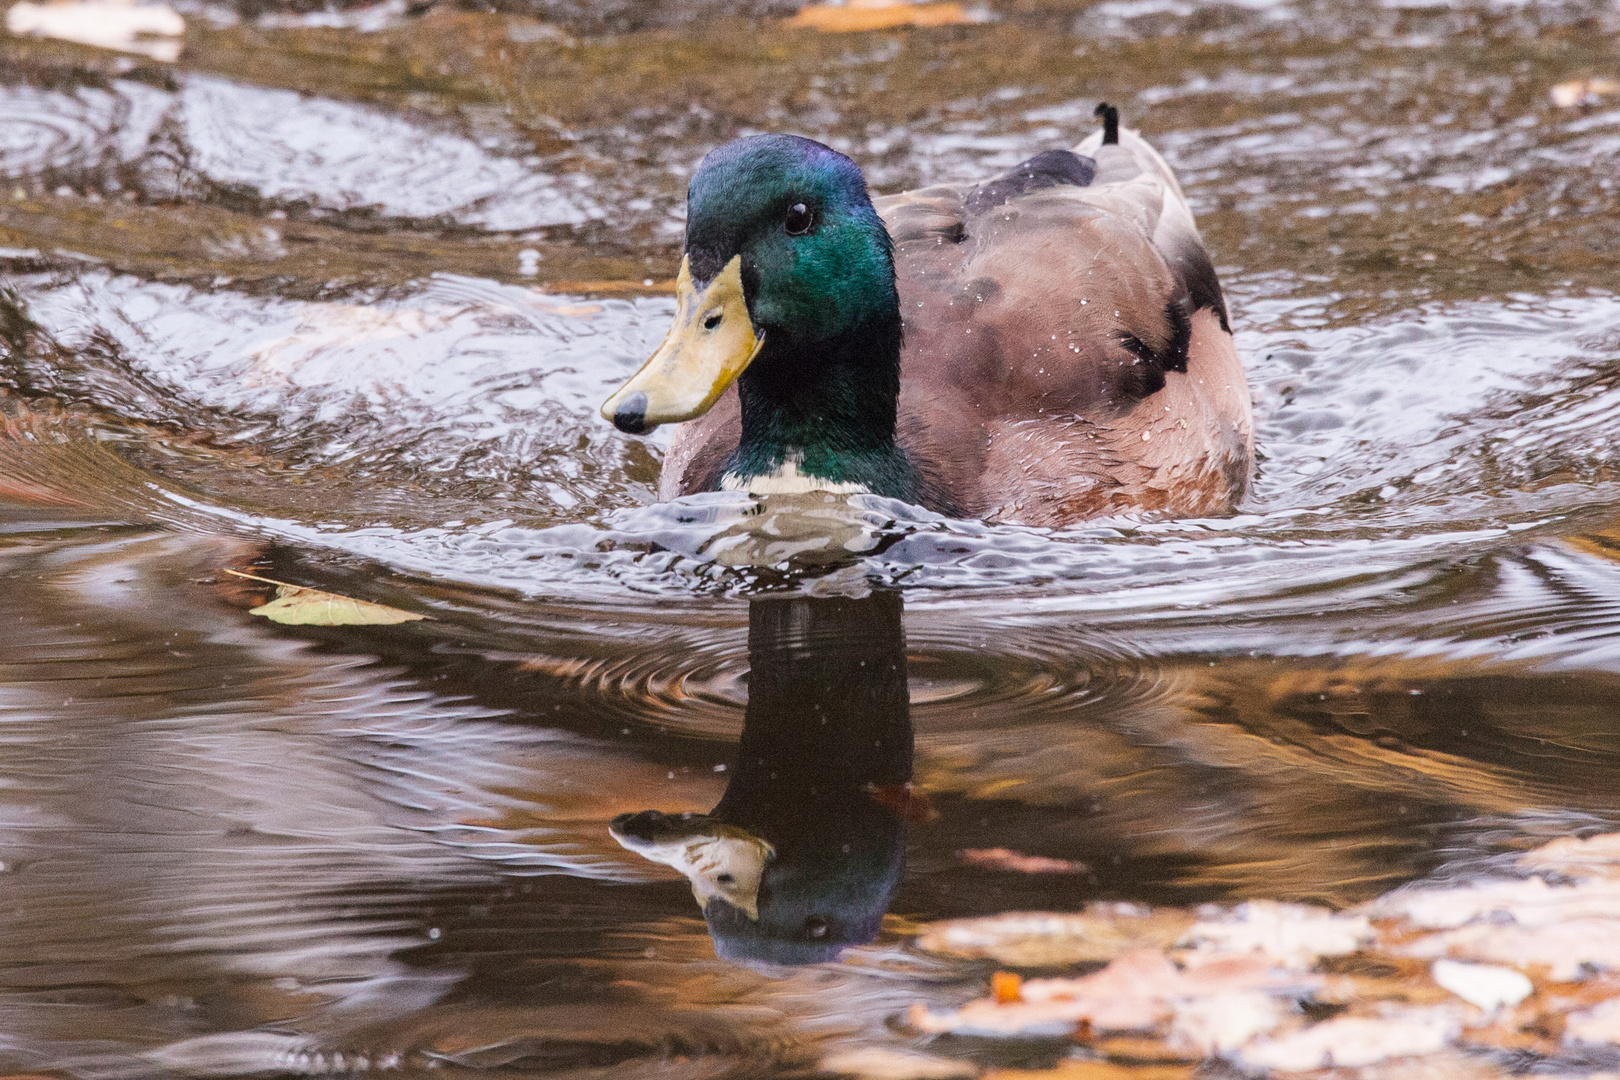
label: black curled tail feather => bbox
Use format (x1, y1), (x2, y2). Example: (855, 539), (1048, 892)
(1094, 102), (1120, 145)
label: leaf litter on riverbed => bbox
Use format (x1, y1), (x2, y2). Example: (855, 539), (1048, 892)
(223, 568), (426, 626)
(896, 831), (1620, 1078)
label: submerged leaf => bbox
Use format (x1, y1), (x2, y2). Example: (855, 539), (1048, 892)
(982, 1065), (1193, 1080)
(224, 569), (427, 626)
(1400, 918), (1620, 982)
(908, 949), (1313, 1039)
(1377, 865), (1620, 980)
(1520, 831), (1620, 879)
(958, 848), (1088, 875)
(1565, 997), (1620, 1047)
(786, 1), (987, 33)
(902, 829), (1620, 1070)
(1431, 959), (1533, 1011)
(1237, 1008), (1459, 1072)
(914, 905), (1193, 967)
(1186, 900), (1372, 970)
(1168, 990), (1288, 1055)
(820, 1047), (979, 1080)
(1377, 874), (1620, 930)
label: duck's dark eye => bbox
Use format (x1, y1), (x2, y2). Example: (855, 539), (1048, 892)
(785, 202), (814, 236)
(715, 873), (735, 885)
(703, 312), (722, 331)
(804, 915), (829, 939)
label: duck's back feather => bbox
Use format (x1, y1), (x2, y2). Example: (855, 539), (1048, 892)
(660, 128), (1253, 525)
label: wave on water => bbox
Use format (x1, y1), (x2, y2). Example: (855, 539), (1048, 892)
(0, 75), (605, 227)
(3, 270), (1620, 626)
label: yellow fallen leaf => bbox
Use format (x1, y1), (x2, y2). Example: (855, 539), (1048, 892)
(224, 569), (427, 626)
(786, 1), (985, 33)
(544, 279), (676, 294)
(4, 0), (184, 62)
(1550, 78), (1620, 108)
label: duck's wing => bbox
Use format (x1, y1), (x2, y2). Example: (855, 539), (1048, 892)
(874, 138), (1205, 402)
(1073, 125), (1229, 332)
(874, 127), (1251, 523)
(876, 127), (1228, 356)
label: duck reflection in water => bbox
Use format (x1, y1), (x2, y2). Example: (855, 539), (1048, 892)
(612, 590), (915, 966)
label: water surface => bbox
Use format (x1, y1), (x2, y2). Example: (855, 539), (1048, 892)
(3, 0), (1620, 1075)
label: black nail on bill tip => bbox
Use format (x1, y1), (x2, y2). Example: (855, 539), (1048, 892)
(613, 391), (650, 434)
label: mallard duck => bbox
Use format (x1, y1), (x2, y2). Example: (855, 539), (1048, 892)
(601, 106), (1253, 526)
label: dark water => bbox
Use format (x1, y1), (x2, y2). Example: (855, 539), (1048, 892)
(4, 0), (1620, 1075)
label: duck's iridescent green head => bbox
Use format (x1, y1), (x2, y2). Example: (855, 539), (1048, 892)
(602, 135), (901, 438)
(685, 134), (897, 344)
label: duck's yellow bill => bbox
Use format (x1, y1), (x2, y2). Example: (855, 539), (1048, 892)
(601, 255), (763, 435)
